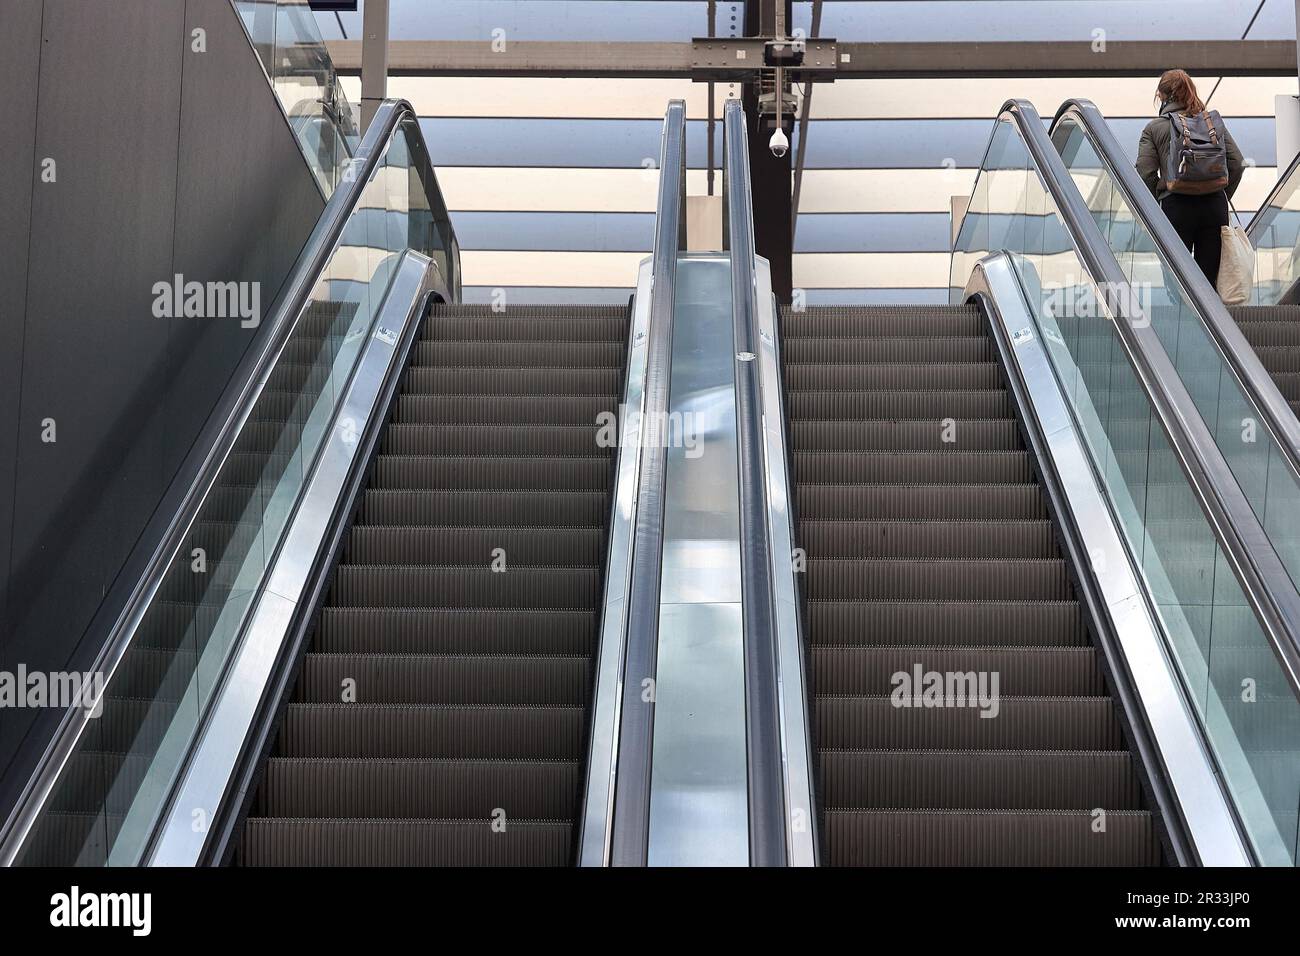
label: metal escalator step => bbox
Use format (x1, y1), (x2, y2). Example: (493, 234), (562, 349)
(1234, 322), (1300, 347)
(413, 340), (625, 368)
(788, 389), (1013, 420)
(780, 306), (984, 337)
(811, 646), (1102, 696)
(807, 600), (1087, 647)
(370, 455), (611, 491)
(345, 526), (606, 566)
(1253, 345), (1300, 374)
(822, 809), (1159, 866)
(394, 394), (614, 425)
(328, 565), (601, 609)
(784, 362), (1003, 391)
(293, 654), (590, 705)
(797, 484), (1047, 520)
(356, 489), (610, 527)
(819, 750), (1143, 810)
(815, 696), (1123, 750)
(1265, 371), (1300, 401)
(425, 312), (627, 342)
(314, 608), (597, 655)
(240, 818), (573, 867)
(803, 558), (1070, 601)
(252, 758), (582, 819)
(782, 336), (995, 364)
(274, 703), (586, 759)
(795, 451), (1034, 485)
(797, 519), (1055, 559)
(380, 424), (607, 457)
(791, 420), (1022, 451)
(402, 366), (623, 396)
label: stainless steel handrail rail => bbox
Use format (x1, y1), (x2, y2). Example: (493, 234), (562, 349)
(1052, 98), (1300, 476)
(0, 98), (455, 864)
(723, 99), (788, 867)
(607, 99), (686, 866)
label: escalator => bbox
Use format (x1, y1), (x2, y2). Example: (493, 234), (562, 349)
(1227, 304), (1300, 419)
(238, 304), (627, 866)
(780, 304), (1159, 865)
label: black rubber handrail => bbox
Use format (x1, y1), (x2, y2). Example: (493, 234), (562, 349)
(1000, 98), (1300, 699)
(723, 99), (788, 867)
(1051, 98), (1300, 477)
(0, 98), (456, 863)
(608, 100), (686, 866)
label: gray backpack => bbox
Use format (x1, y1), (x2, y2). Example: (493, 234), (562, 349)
(1165, 109), (1230, 195)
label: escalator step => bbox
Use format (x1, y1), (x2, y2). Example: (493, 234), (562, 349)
(797, 519), (1055, 558)
(797, 484), (1047, 520)
(380, 424), (607, 457)
(413, 340), (625, 368)
(402, 366), (623, 397)
(780, 306), (984, 337)
(345, 526), (606, 566)
(252, 758), (582, 819)
(789, 389), (1013, 420)
(811, 646), (1102, 696)
(370, 456), (612, 491)
(819, 750), (1144, 810)
(785, 362), (1004, 391)
(815, 696), (1123, 750)
(314, 607), (597, 656)
(293, 654), (590, 705)
(801, 557), (1070, 600)
(394, 394), (613, 426)
(807, 600), (1087, 646)
(795, 450), (1034, 484)
(791, 420), (1022, 451)
(241, 818), (573, 867)
(356, 489), (610, 527)
(783, 336), (995, 364)
(327, 565), (601, 609)
(822, 809), (1159, 866)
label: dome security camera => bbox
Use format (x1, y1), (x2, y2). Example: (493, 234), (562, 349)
(769, 127), (789, 159)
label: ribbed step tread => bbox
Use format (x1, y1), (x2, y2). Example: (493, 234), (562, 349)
(380, 424), (608, 457)
(314, 607), (597, 655)
(791, 420), (1022, 451)
(402, 366), (623, 396)
(370, 455), (612, 491)
(252, 758), (582, 818)
(797, 483), (1047, 519)
(819, 750), (1143, 810)
(414, 340), (625, 368)
(802, 557), (1070, 600)
(345, 526), (606, 566)
(240, 818), (573, 866)
(795, 451), (1034, 485)
(816, 696), (1122, 750)
(293, 654), (590, 705)
(785, 362), (1004, 391)
(783, 336), (995, 364)
(789, 389), (1013, 420)
(356, 489), (610, 527)
(274, 703), (586, 758)
(780, 305), (984, 337)
(327, 563), (601, 610)
(808, 600), (1088, 646)
(394, 394), (614, 425)
(812, 646), (1102, 696)
(798, 519), (1056, 558)
(822, 809), (1159, 866)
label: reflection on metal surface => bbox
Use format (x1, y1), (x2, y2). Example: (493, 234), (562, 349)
(753, 257), (819, 867)
(577, 259), (653, 866)
(647, 254), (750, 866)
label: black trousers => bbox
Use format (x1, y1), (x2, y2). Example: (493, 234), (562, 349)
(1160, 190), (1229, 286)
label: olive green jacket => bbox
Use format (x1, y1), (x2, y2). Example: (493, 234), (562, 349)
(1136, 101), (1244, 202)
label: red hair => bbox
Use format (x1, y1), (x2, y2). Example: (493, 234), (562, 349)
(1156, 69), (1206, 114)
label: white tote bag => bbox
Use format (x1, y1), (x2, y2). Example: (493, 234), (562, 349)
(1217, 206), (1254, 306)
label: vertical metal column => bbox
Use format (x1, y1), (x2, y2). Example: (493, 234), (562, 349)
(743, 0), (794, 303)
(360, 0), (390, 132)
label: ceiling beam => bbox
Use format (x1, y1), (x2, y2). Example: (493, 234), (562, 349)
(325, 38), (1298, 78)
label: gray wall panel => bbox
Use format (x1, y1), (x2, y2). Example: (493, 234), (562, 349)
(0, 0), (323, 798)
(0, 0), (46, 777)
